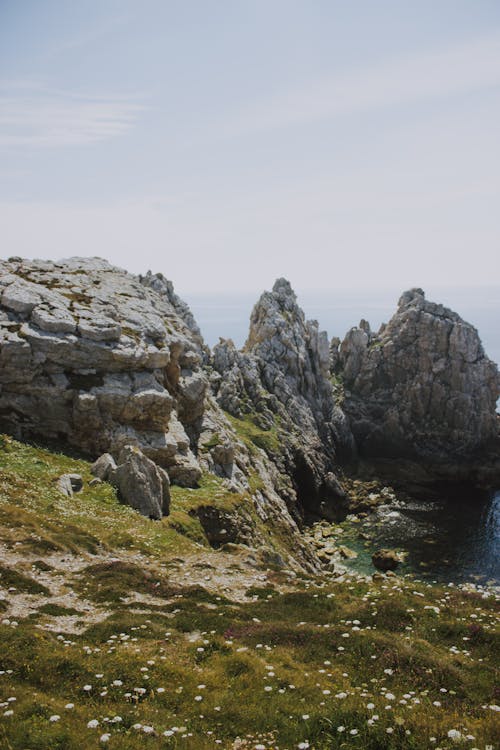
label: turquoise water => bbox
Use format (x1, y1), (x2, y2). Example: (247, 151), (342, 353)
(339, 491), (500, 587)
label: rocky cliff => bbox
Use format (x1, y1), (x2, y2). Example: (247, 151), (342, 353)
(0, 256), (206, 486)
(1, 259), (499, 554)
(334, 288), (500, 486)
(0, 258), (322, 571)
(211, 279), (354, 522)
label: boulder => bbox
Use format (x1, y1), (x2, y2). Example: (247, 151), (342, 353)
(210, 441), (235, 478)
(371, 549), (401, 572)
(91, 453), (117, 482)
(111, 445), (171, 519)
(338, 545), (358, 560)
(57, 473), (83, 497)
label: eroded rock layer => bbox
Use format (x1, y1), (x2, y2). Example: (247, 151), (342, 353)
(0, 257), (204, 486)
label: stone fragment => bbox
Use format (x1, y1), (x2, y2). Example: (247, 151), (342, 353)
(1, 281), (41, 314)
(338, 545), (358, 560)
(157, 466), (171, 516)
(91, 453), (117, 482)
(31, 306), (76, 334)
(77, 317), (121, 341)
(57, 475), (73, 497)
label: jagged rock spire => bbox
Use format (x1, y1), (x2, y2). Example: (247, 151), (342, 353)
(212, 278), (355, 522)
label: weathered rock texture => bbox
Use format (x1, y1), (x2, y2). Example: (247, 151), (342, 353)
(335, 288), (500, 483)
(0, 257), (205, 486)
(110, 445), (171, 519)
(0, 258), (320, 571)
(211, 279), (355, 522)
(57, 473), (83, 497)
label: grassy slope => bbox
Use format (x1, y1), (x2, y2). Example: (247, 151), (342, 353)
(0, 436), (498, 750)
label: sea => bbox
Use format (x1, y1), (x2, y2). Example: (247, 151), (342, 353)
(184, 285), (500, 586)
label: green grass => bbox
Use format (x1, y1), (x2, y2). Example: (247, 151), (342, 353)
(201, 434), (222, 450)
(0, 435), (247, 560)
(0, 575), (497, 749)
(0, 435), (498, 749)
(170, 473), (243, 515)
(72, 560), (180, 604)
(0, 564), (49, 596)
(37, 603), (81, 617)
(227, 413), (282, 456)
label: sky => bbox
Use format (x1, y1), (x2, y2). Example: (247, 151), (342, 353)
(1, 1), (500, 296)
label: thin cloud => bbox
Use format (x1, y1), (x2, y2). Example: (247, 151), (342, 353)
(0, 84), (145, 147)
(223, 32), (500, 135)
(43, 12), (132, 61)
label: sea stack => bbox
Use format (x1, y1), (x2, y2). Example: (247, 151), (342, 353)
(334, 288), (500, 487)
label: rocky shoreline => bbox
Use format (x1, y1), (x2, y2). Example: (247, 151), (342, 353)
(1, 256), (499, 572)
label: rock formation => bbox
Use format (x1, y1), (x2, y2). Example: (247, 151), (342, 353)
(2, 257), (498, 564)
(0, 258), (321, 570)
(0, 257), (204, 486)
(334, 288), (500, 485)
(211, 278), (355, 522)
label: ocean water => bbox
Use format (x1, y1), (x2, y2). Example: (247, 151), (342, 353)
(184, 285), (500, 585)
(338, 491), (500, 586)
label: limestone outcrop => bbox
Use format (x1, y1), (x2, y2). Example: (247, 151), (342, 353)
(334, 288), (500, 484)
(0, 257), (204, 486)
(211, 279), (355, 522)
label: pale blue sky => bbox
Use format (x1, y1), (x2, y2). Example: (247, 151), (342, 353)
(1, 1), (500, 294)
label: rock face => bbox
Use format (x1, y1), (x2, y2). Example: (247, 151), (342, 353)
(0, 257), (205, 486)
(0, 258), (321, 571)
(335, 288), (500, 482)
(211, 279), (355, 521)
